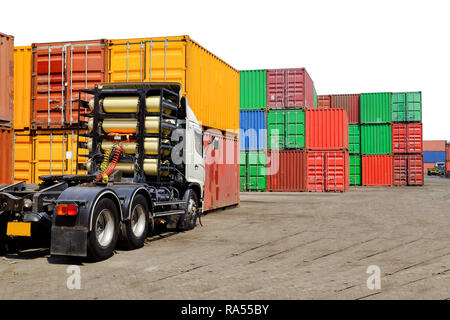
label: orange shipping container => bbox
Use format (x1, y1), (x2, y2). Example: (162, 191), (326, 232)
(13, 131), (33, 183)
(0, 127), (13, 184)
(13, 46), (32, 130)
(362, 155), (393, 186)
(0, 32), (14, 127)
(423, 140), (446, 152)
(107, 35), (239, 132)
(423, 162), (435, 175)
(305, 109), (349, 150)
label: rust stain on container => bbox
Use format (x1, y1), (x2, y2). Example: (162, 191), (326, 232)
(305, 109), (349, 150)
(0, 32), (14, 128)
(32, 39), (108, 129)
(362, 155), (393, 186)
(0, 127), (13, 184)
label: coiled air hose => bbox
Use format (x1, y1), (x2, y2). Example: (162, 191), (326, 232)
(96, 144), (123, 183)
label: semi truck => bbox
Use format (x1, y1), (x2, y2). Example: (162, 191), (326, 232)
(0, 82), (218, 261)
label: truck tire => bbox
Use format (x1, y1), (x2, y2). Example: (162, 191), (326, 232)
(177, 189), (198, 231)
(87, 197), (120, 261)
(120, 194), (151, 250)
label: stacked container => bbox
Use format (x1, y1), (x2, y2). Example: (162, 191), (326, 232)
(423, 140), (446, 175)
(0, 32), (14, 185)
(239, 70), (267, 191)
(446, 142), (450, 177)
(360, 92), (393, 186)
(391, 92), (423, 185)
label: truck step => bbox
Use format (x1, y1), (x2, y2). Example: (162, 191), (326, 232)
(154, 210), (185, 217)
(154, 201), (185, 207)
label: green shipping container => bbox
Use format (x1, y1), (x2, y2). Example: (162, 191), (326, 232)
(349, 124), (361, 154)
(391, 92), (422, 122)
(247, 151), (266, 191)
(360, 92), (392, 124)
(361, 124), (392, 155)
(240, 70), (267, 110)
(350, 154), (361, 185)
(267, 110), (305, 149)
(240, 151), (247, 191)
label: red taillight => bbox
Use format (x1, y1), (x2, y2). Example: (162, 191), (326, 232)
(57, 204), (78, 216)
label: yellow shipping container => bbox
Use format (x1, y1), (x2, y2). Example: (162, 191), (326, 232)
(13, 130), (88, 183)
(108, 35), (239, 132)
(13, 46), (32, 130)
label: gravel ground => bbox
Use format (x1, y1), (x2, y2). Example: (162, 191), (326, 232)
(1, 176), (449, 300)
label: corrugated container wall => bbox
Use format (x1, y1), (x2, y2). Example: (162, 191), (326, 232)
(362, 155), (393, 186)
(203, 131), (240, 211)
(423, 140), (446, 152)
(267, 109), (305, 150)
(360, 92), (391, 124)
(331, 94), (360, 124)
(108, 36), (239, 132)
(13, 131), (33, 183)
(350, 154), (361, 185)
(317, 95), (331, 109)
(423, 151), (446, 163)
(393, 154), (423, 186)
(447, 144), (450, 161)
(13, 46), (32, 130)
(392, 123), (422, 154)
(392, 92), (421, 123)
(361, 124), (392, 155)
(246, 151), (267, 191)
(32, 39), (108, 129)
(0, 32), (14, 127)
(266, 150), (305, 192)
(266, 68), (315, 109)
(349, 124), (361, 154)
(240, 70), (266, 110)
(0, 128), (13, 184)
(239, 111), (267, 150)
(305, 109), (349, 150)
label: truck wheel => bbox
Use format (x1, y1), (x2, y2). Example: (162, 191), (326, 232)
(120, 194), (151, 250)
(178, 190), (198, 231)
(87, 198), (119, 261)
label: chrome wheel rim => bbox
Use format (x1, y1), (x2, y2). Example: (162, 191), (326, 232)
(95, 209), (115, 247)
(131, 204), (147, 238)
(187, 198), (197, 221)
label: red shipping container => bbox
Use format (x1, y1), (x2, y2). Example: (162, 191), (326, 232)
(393, 154), (424, 186)
(267, 68), (315, 109)
(362, 155), (393, 186)
(267, 150), (305, 191)
(446, 144), (450, 161)
(317, 95), (331, 109)
(304, 150), (349, 192)
(203, 130), (240, 211)
(0, 127), (13, 185)
(305, 109), (349, 150)
(0, 32), (14, 127)
(331, 94), (360, 124)
(423, 140), (446, 152)
(446, 161), (450, 177)
(392, 123), (423, 154)
(32, 39), (107, 129)
(423, 162), (435, 175)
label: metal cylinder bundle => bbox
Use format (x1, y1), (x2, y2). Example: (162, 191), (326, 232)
(87, 138), (171, 156)
(88, 117), (175, 135)
(87, 159), (170, 176)
(89, 96), (176, 115)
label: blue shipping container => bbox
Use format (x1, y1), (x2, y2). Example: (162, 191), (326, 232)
(423, 151), (446, 163)
(240, 110), (267, 150)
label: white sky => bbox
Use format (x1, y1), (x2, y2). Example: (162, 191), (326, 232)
(1, 0), (449, 140)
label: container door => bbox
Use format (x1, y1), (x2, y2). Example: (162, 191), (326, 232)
(240, 151), (247, 191)
(326, 152), (346, 192)
(408, 155), (423, 186)
(13, 132), (33, 183)
(267, 70), (285, 108)
(33, 133), (70, 182)
(393, 155), (407, 186)
(406, 92), (421, 122)
(286, 110), (305, 149)
(285, 69), (304, 108)
(407, 123), (422, 153)
(267, 110), (285, 149)
(306, 152), (325, 192)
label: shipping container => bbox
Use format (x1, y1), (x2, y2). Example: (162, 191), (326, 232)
(240, 151), (246, 191)
(331, 94), (360, 124)
(349, 124), (361, 154)
(423, 140), (446, 152)
(392, 123), (422, 154)
(350, 154), (361, 185)
(447, 161), (450, 177)
(266, 150), (305, 192)
(240, 70), (266, 110)
(203, 130), (240, 210)
(246, 150), (267, 191)
(317, 95), (331, 109)
(305, 109), (349, 150)
(393, 154), (424, 186)
(267, 109), (305, 149)
(391, 92), (421, 122)
(108, 36), (239, 131)
(423, 162), (435, 175)
(31, 39), (108, 129)
(360, 92), (391, 124)
(13, 131), (33, 183)
(447, 144), (450, 161)
(423, 151), (446, 163)
(304, 150), (349, 192)
(0, 127), (13, 184)
(266, 68), (315, 109)
(240, 110), (267, 150)
(13, 46), (32, 130)
(361, 124), (392, 155)
(0, 32), (14, 127)
(362, 155), (393, 186)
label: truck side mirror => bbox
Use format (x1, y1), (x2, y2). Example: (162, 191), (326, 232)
(213, 137), (219, 150)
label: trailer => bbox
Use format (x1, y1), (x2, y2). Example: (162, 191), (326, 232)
(0, 82), (219, 261)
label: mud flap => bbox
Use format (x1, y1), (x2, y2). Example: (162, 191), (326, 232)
(50, 226), (88, 257)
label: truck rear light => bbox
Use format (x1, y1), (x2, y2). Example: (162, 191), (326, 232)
(57, 204), (78, 216)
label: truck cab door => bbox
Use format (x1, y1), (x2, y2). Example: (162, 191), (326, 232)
(186, 119), (205, 190)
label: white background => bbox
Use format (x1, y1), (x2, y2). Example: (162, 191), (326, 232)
(1, 0), (449, 140)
